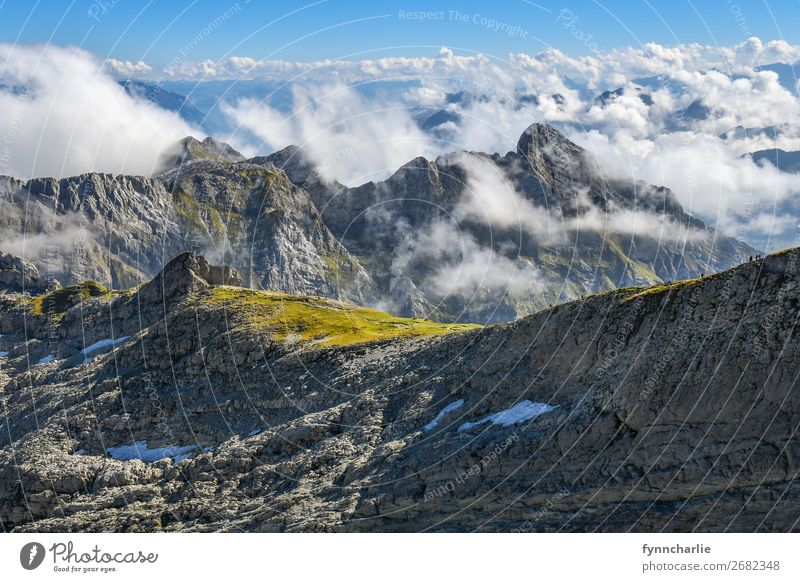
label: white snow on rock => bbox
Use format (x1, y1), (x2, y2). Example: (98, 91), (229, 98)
(37, 354), (55, 365)
(423, 399), (465, 431)
(0, 351), (8, 357)
(81, 336), (130, 356)
(458, 400), (558, 432)
(106, 440), (197, 463)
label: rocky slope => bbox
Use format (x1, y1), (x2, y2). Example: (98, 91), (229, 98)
(1, 125), (754, 324)
(1, 248), (798, 532)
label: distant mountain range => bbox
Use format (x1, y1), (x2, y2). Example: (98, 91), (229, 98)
(120, 80), (208, 129)
(0, 124), (754, 323)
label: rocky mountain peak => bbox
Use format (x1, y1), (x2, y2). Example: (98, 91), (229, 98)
(515, 122), (583, 162)
(258, 145), (321, 188)
(158, 136), (245, 173)
(138, 251), (242, 303)
(514, 123), (593, 192)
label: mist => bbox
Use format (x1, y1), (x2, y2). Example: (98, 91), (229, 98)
(0, 44), (194, 180)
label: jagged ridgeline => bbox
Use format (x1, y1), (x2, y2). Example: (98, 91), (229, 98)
(1, 249), (799, 532)
(0, 125), (754, 323)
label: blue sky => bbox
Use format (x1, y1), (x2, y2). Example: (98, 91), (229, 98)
(0, 0), (798, 65)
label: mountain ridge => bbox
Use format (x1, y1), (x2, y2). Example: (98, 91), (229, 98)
(1, 123), (756, 323)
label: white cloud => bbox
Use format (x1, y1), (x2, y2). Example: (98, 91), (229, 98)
(223, 82), (438, 185)
(574, 129), (800, 240)
(115, 38), (797, 90)
(0, 44), (194, 179)
(451, 152), (562, 242)
(104, 58), (153, 77)
(390, 219), (543, 300)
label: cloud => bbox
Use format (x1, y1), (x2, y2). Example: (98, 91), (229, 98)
(451, 151), (705, 245)
(0, 44), (194, 179)
(451, 152), (562, 242)
(121, 38), (800, 89)
(223, 81), (439, 185)
(574, 128), (800, 242)
(0, 193), (99, 278)
(104, 58), (153, 77)
(390, 219), (543, 301)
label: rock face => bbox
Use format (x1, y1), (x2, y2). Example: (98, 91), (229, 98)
(0, 149), (376, 306)
(157, 136), (246, 172)
(1, 249), (798, 532)
(0, 252), (59, 294)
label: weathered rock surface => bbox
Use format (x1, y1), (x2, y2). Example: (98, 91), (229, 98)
(1, 249), (797, 532)
(157, 136), (246, 172)
(0, 252), (59, 294)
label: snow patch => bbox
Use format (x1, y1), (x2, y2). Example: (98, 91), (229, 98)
(106, 440), (197, 463)
(458, 401), (558, 432)
(37, 354), (55, 365)
(81, 336), (130, 356)
(0, 351), (8, 357)
(423, 399), (465, 431)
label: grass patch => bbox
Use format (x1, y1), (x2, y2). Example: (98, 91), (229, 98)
(201, 203), (225, 235)
(769, 247), (798, 258)
(199, 286), (480, 348)
(173, 188), (206, 234)
(224, 209), (243, 241)
(605, 237), (662, 283)
(30, 281), (114, 317)
(621, 278), (699, 303)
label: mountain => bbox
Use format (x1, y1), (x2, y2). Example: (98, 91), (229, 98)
(720, 125), (782, 141)
(0, 138), (376, 305)
(750, 148), (800, 173)
(755, 62), (800, 92)
(0, 252), (59, 294)
(1, 247), (798, 532)
(0, 124), (755, 324)
(595, 85), (654, 106)
(268, 123), (754, 321)
(157, 135), (246, 171)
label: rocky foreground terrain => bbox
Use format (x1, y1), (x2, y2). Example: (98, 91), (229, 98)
(1, 247), (798, 532)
